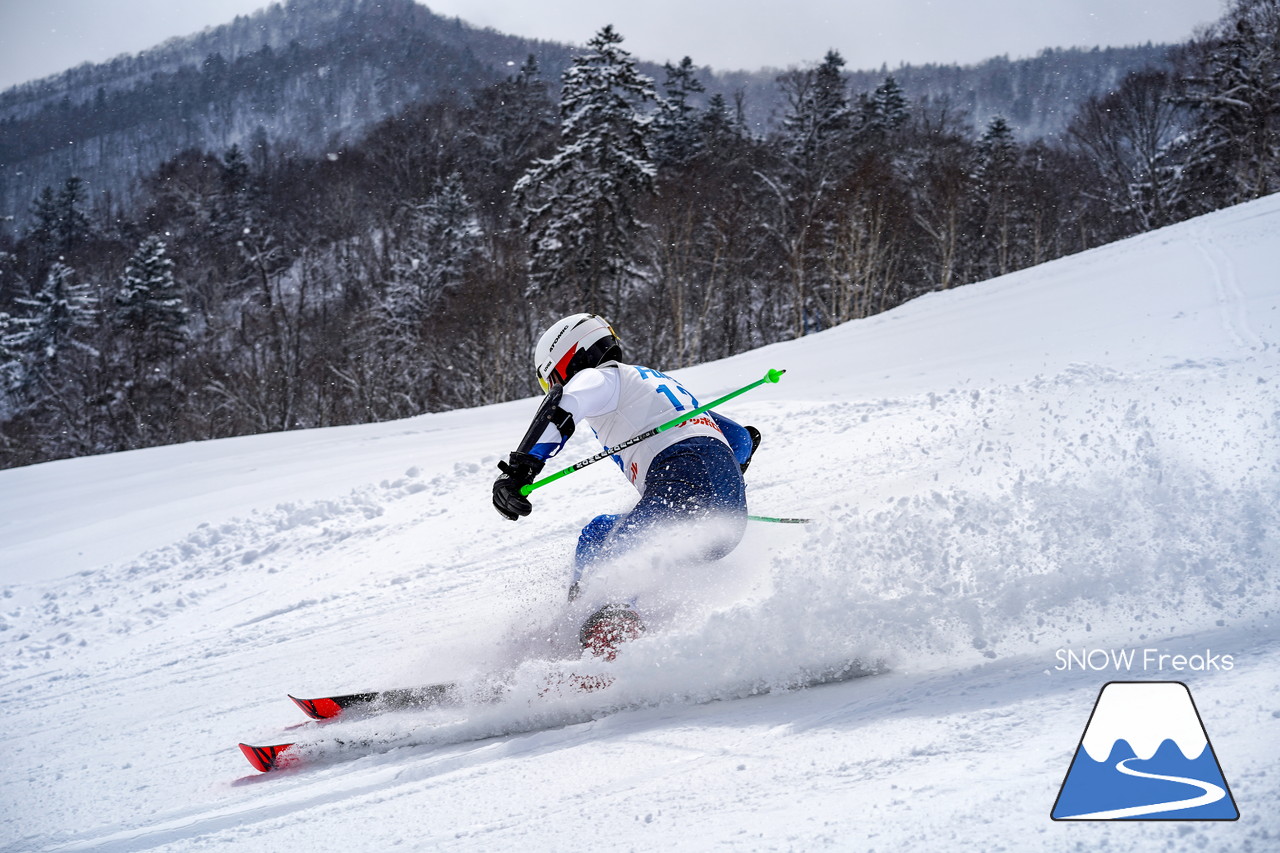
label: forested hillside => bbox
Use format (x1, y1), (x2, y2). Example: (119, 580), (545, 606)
(724, 44), (1172, 138)
(2, 0), (1167, 234)
(0, 0), (574, 232)
(1, 0), (1277, 468)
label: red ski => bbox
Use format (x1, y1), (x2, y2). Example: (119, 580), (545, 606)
(288, 682), (459, 720)
(239, 742), (296, 772)
(240, 675), (608, 772)
(247, 602), (641, 772)
(239, 682), (463, 772)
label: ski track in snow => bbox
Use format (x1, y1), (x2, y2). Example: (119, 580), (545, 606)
(3, 197), (1280, 851)
(1193, 220), (1267, 354)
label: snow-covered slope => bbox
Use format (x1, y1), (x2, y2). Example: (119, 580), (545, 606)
(1, 196), (1278, 851)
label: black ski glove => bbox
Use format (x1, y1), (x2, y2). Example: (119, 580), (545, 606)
(492, 451), (545, 521)
(740, 425), (762, 474)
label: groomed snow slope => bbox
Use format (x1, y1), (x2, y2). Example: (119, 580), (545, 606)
(1, 195), (1278, 851)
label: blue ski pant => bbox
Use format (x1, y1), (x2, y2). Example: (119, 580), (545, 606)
(572, 436), (747, 585)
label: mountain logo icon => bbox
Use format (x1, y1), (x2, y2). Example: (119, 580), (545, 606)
(1051, 681), (1239, 820)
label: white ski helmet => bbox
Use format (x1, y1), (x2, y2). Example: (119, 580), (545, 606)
(533, 313), (623, 393)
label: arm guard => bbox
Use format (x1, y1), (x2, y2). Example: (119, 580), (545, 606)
(515, 384), (577, 461)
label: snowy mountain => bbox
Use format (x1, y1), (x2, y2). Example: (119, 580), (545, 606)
(0, 0), (571, 231)
(1, 193), (1277, 850)
(0, 0), (1169, 234)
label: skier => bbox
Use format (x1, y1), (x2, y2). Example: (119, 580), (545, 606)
(492, 313), (761, 659)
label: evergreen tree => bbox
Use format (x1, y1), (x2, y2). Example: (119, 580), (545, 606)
(466, 55), (557, 226)
(514, 25), (657, 314)
(212, 144), (259, 258)
(220, 144), (251, 198)
(971, 116), (1023, 276)
(7, 262), (99, 376)
(0, 311), (18, 393)
(1179, 0), (1280, 211)
(974, 117), (1019, 185)
(859, 76), (910, 136)
(775, 50), (855, 336)
(781, 50), (854, 165)
(28, 187), (60, 252)
(115, 235), (187, 366)
(698, 93), (744, 152)
(25, 178), (92, 278)
(357, 173), (487, 419)
(383, 173), (482, 327)
(471, 56), (556, 164)
(54, 177), (93, 255)
(211, 143), (290, 318)
(653, 56), (707, 166)
(813, 50), (853, 138)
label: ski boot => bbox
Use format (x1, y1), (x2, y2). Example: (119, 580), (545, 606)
(579, 603), (645, 662)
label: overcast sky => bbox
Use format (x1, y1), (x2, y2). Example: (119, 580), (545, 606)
(0, 0), (1227, 92)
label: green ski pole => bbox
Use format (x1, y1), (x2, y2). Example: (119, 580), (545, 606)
(521, 368), (786, 496)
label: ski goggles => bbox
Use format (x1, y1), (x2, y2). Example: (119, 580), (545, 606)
(537, 370), (568, 395)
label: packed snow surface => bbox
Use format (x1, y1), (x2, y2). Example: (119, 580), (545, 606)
(2, 196), (1279, 851)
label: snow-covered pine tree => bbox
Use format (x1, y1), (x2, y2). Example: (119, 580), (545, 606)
(54, 177), (93, 256)
(775, 50), (856, 336)
(514, 25), (657, 315)
(215, 143), (290, 319)
(467, 55), (557, 220)
(115, 235), (187, 367)
(383, 172), (482, 329)
(0, 311), (18, 394)
(698, 93), (744, 152)
(25, 178), (93, 279)
(859, 76), (910, 137)
(27, 187), (60, 253)
(359, 172), (487, 418)
(653, 56), (706, 167)
(972, 116), (1023, 277)
(221, 144), (252, 200)
(781, 50), (854, 166)
(1179, 0), (1280, 212)
(212, 144), (259, 261)
(974, 117), (1019, 185)
(7, 261), (99, 379)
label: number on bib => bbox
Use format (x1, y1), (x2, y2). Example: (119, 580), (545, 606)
(655, 383), (698, 411)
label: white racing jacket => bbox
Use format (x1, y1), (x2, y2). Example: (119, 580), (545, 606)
(529, 362), (730, 495)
